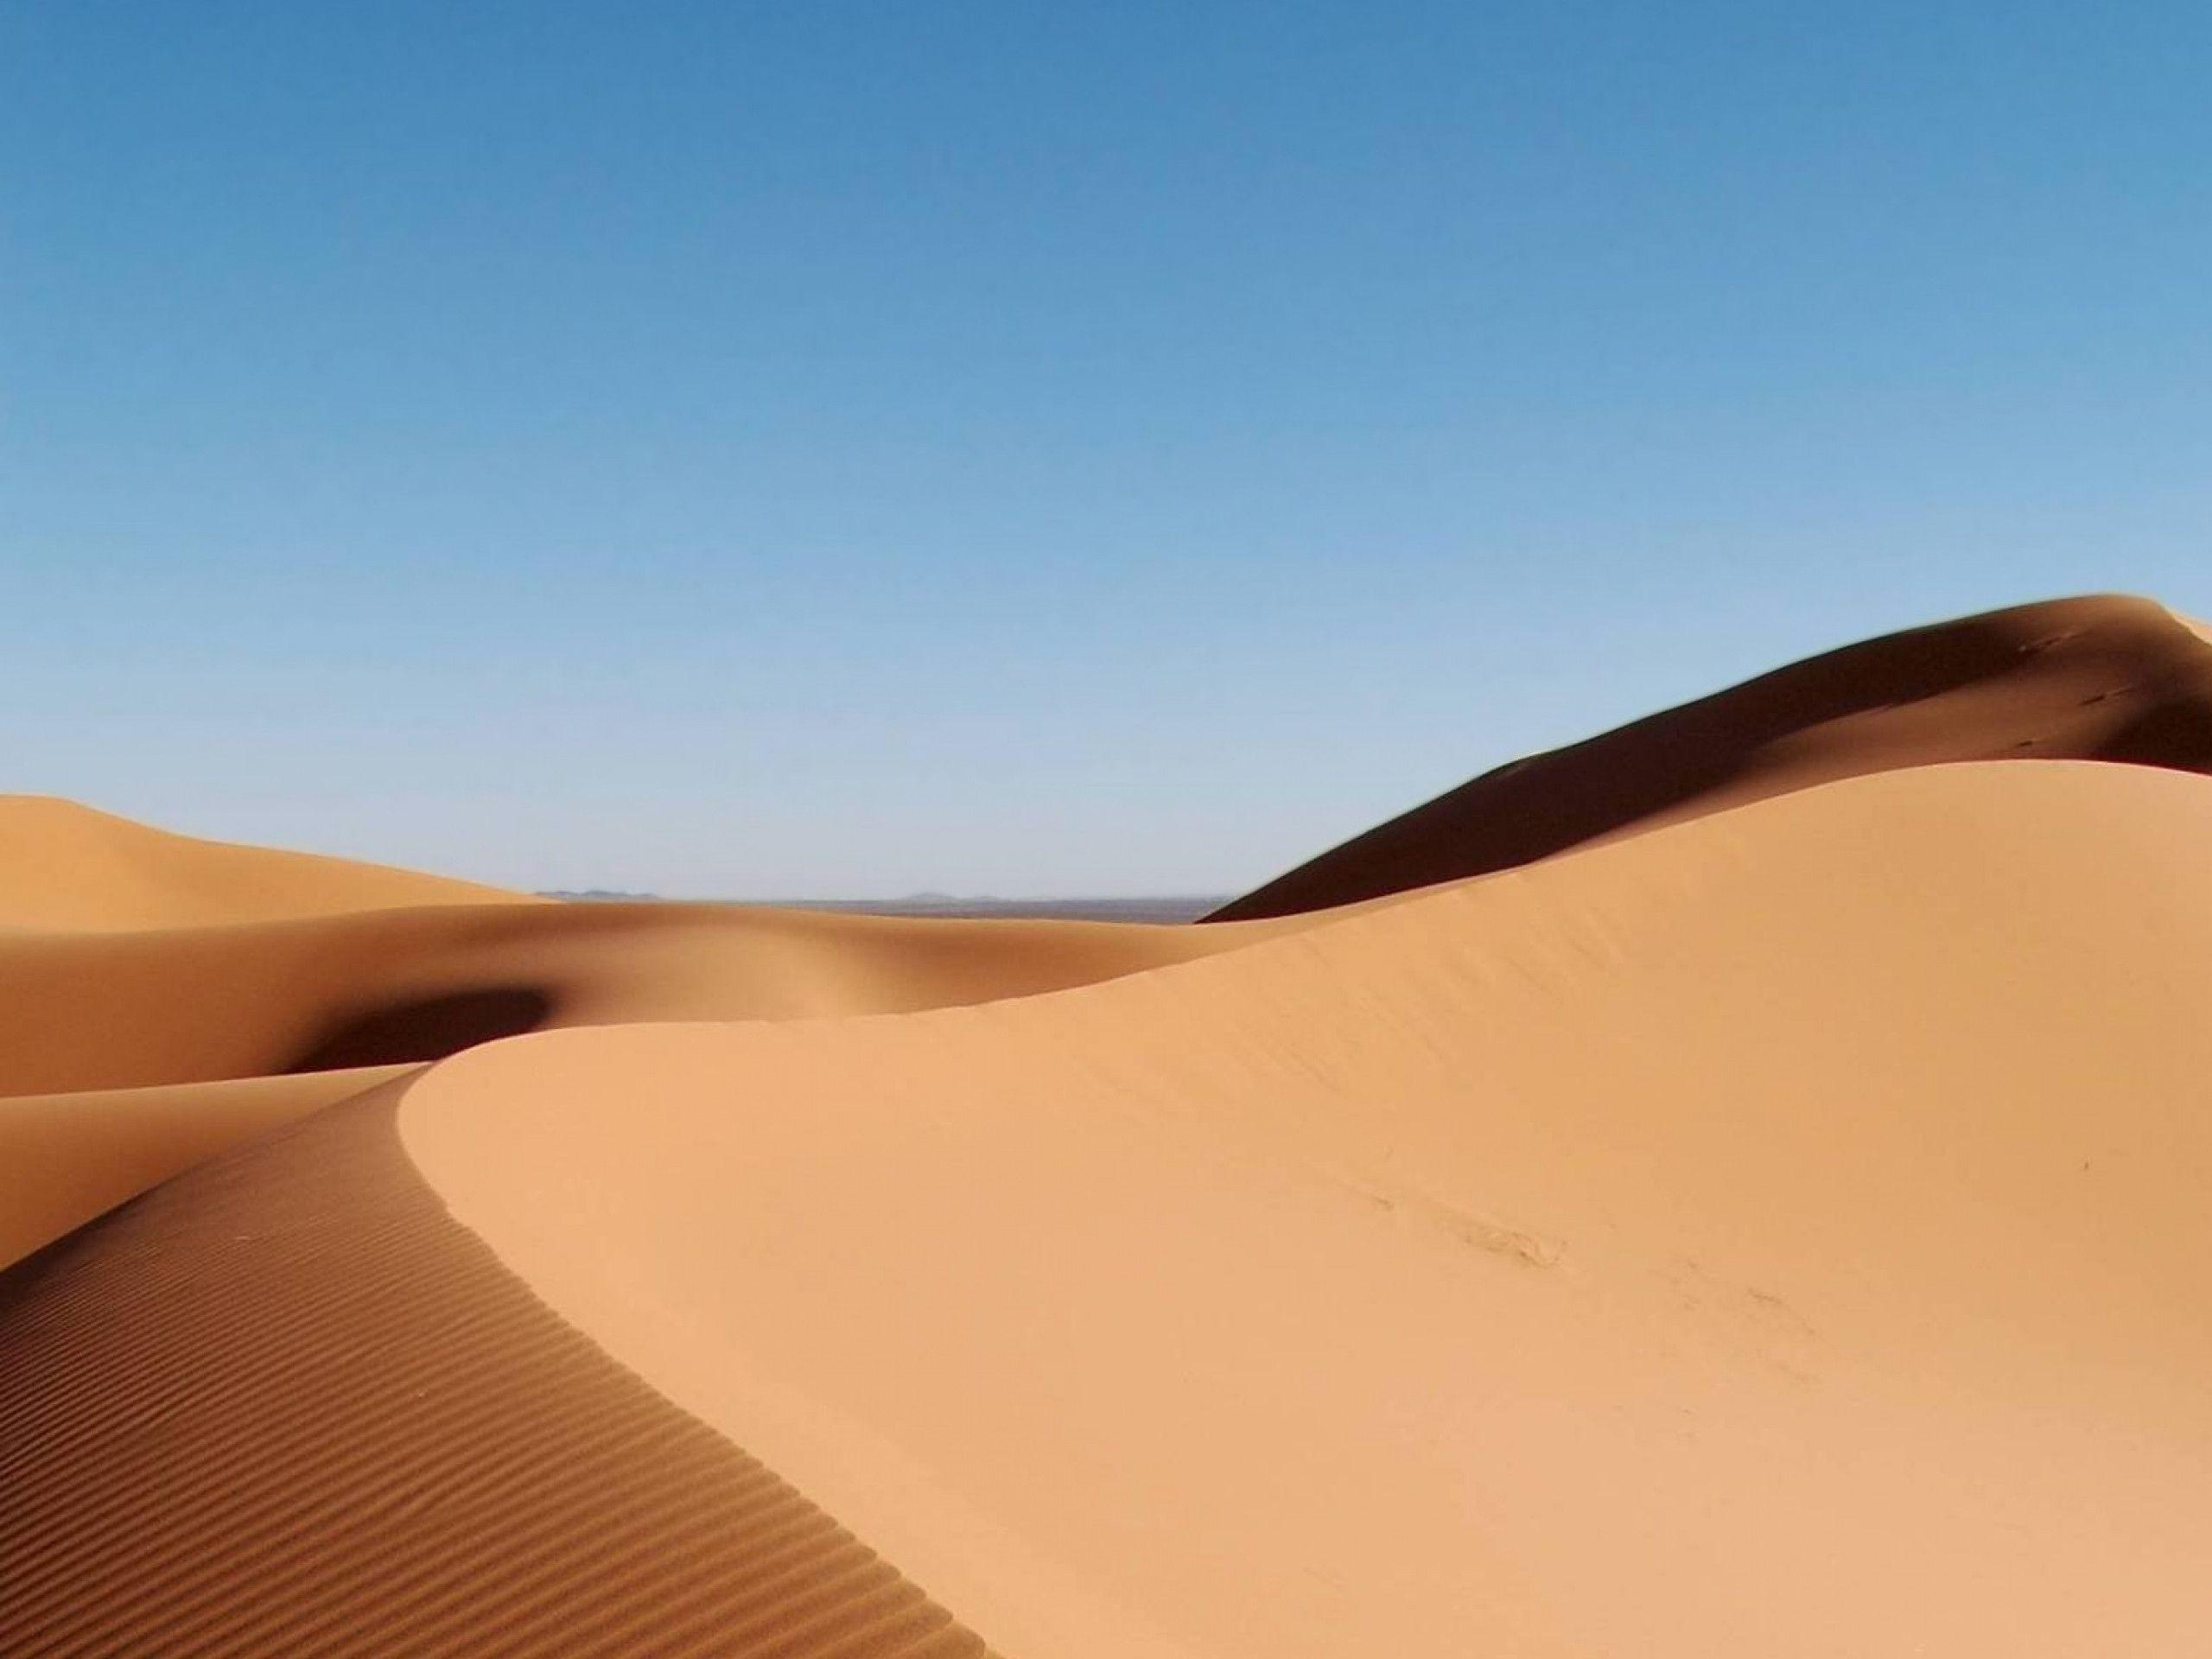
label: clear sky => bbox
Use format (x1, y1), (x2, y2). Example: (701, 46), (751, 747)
(6, 3), (2209, 896)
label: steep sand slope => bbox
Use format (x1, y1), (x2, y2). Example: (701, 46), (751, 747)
(0, 901), (1274, 1099)
(0, 1082), (992, 1658)
(405, 762), (2212, 1657)
(0, 1065), (413, 1267)
(0, 795), (537, 931)
(1210, 592), (2212, 918)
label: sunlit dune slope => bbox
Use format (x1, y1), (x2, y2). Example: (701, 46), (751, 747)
(0, 795), (537, 931)
(0, 1080), (995, 1659)
(394, 761), (2212, 1657)
(0, 856), (1282, 1261)
(1209, 592), (2212, 918)
(0, 901), (1269, 1102)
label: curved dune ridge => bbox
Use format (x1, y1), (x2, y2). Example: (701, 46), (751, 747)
(0, 795), (540, 931)
(4, 593), (2212, 1655)
(404, 761), (2212, 1656)
(1208, 591), (2212, 918)
(0, 1081), (993, 1659)
(0, 899), (1274, 1101)
(0, 902), (1274, 1260)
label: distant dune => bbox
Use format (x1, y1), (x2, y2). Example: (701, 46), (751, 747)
(1209, 593), (2212, 918)
(0, 889), (1285, 1255)
(0, 795), (536, 931)
(5, 594), (2211, 1656)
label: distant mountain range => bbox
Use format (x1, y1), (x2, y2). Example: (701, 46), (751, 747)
(537, 892), (1230, 924)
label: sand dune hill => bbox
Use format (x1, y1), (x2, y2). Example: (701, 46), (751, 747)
(4, 760), (2207, 1654)
(0, 897), (1275, 1260)
(0, 900), (1265, 1101)
(1210, 592), (2212, 918)
(0, 795), (537, 931)
(0, 1079), (993, 1659)
(0, 1066), (412, 1268)
(395, 761), (2212, 1657)
(5, 598), (2212, 1656)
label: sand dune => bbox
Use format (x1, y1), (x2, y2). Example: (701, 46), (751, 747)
(0, 1065), (414, 1266)
(0, 1079), (992, 1658)
(1210, 592), (2212, 918)
(0, 899), (1265, 1101)
(397, 760), (2212, 1656)
(0, 795), (537, 931)
(0, 881), (1279, 1255)
(6, 596), (2212, 1655)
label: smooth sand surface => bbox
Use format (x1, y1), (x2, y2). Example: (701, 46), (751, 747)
(0, 900), (1273, 1100)
(0, 799), (1281, 1253)
(0, 881), (1286, 1256)
(0, 900), (1283, 1259)
(8, 594), (2212, 1655)
(409, 762), (2212, 1657)
(0, 795), (537, 931)
(1211, 592), (2212, 918)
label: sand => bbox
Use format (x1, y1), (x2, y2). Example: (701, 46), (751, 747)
(0, 795), (538, 931)
(0, 899), (1268, 1101)
(0, 1066), (415, 1266)
(1209, 592), (2212, 918)
(0, 853), (1283, 1254)
(0, 1080), (992, 1658)
(6, 593), (2211, 1656)
(400, 760), (2212, 1656)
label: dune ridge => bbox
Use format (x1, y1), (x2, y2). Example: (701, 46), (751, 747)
(0, 899), (1280, 1262)
(1209, 592), (2212, 918)
(0, 1079), (993, 1657)
(0, 900), (1274, 1101)
(8, 593), (2212, 1655)
(0, 795), (537, 931)
(0, 1066), (414, 1267)
(406, 761), (2212, 1656)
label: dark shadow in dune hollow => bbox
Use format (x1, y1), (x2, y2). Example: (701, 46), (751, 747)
(282, 986), (555, 1072)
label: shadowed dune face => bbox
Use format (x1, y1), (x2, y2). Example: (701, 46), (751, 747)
(407, 763), (2212, 1658)
(0, 1082), (993, 1658)
(282, 986), (556, 1071)
(1209, 593), (2212, 919)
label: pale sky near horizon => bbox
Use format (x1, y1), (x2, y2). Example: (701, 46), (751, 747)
(6, 3), (2209, 896)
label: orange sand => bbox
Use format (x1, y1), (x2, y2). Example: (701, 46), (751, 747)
(1210, 593), (2212, 918)
(408, 761), (2212, 1656)
(0, 795), (537, 931)
(6, 593), (2211, 1656)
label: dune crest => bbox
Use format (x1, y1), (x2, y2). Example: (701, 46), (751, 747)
(0, 1066), (415, 1266)
(1209, 592), (2212, 918)
(9, 595), (2212, 1655)
(0, 1081), (994, 1657)
(405, 761), (2212, 1656)
(0, 901), (1276, 1103)
(0, 795), (537, 931)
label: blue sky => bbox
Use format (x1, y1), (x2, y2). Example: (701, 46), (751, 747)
(6, 2), (2209, 895)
